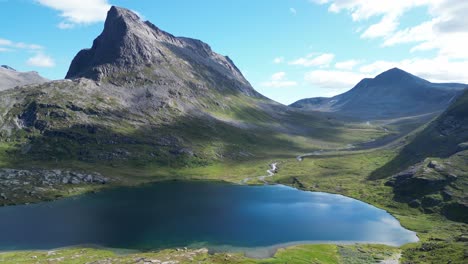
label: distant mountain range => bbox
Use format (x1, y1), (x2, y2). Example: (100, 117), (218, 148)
(0, 65), (47, 91)
(290, 68), (467, 120)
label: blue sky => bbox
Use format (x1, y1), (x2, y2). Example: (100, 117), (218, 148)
(1, 0), (467, 104)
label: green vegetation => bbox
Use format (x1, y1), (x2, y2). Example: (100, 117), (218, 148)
(0, 85), (466, 263)
(0, 244), (402, 264)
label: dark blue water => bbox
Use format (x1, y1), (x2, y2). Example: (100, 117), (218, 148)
(0, 181), (418, 251)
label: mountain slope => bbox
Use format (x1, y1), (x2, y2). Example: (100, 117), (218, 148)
(0, 6), (380, 181)
(291, 68), (466, 120)
(370, 90), (468, 222)
(0, 65), (47, 91)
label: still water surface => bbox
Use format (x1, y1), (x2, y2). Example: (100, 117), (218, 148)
(0, 181), (418, 252)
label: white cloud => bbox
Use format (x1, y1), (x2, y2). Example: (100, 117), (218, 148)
(321, 0), (427, 21)
(0, 38), (13, 46)
(306, 56), (468, 96)
(261, 72), (298, 88)
(312, 0), (468, 60)
(36, 0), (111, 28)
(290, 8), (297, 15)
(0, 38), (43, 50)
(58, 21), (75, 29)
(359, 57), (468, 83)
(335, 60), (361, 70)
(361, 13), (399, 39)
(304, 70), (367, 90)
(298, 0), (468, 98)
(290, 53), (335, 67)
(27, 53), (56, 68)
(273, 57), (285, 64)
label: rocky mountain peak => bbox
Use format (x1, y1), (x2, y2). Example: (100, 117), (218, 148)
(65, 6), (255, 96)
(107, 6), (140, 23)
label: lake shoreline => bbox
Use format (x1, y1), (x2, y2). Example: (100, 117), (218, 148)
(0, 180), (418, 259)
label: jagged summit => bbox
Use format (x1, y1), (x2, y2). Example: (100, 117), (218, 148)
(65, 6), (256, 96)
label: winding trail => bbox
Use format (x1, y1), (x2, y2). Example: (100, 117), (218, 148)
(241, 163), (278, 184)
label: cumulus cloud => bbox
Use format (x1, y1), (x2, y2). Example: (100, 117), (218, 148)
(335, 60), (361, 70)
(313, 0), (468, 59)
(289, 53), (335, 67)
(261, 72), (298, 88)
(304, 70), (367, 90)
(359, 57), (468, 83)
(0, 38), (43, 50)
(27, 53), (55, 68)
(361, 13), (399, 39)
(36, 0), (111, 28)
(0, 37), (55, 68)
(273, 57), (285, 64)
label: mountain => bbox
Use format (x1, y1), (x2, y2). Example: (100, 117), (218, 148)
(65, 6), (258, 97)
(0, 6), (347, 175)
(0, 65), (48, 91)
(373, 89), (468, 222)
(291, 68), (466, 120)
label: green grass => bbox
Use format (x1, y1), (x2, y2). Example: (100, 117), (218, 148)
(0, 244), (401, 264)
(1, 86), (466, 263)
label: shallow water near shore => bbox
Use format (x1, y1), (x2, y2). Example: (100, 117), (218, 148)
(0, 181), (418, 254)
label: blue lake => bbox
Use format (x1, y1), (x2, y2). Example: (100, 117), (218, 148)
(0, 181), (418, 254)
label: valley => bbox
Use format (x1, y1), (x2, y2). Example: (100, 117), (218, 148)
(0, 5), (466, 264)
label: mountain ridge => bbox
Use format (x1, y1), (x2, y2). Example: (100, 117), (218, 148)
(291, 68), (467, 120)
(0, 65), (48, 91)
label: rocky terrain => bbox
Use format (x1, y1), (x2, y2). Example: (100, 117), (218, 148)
(386, 155), (467, 222)
(374, 90), (468, 223)
(0, 168), (109, 206)
(0, 65), (47, 91)
(290, 68), (466, 120)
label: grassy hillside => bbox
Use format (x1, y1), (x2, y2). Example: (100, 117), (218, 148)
(371, 89), (468, 178)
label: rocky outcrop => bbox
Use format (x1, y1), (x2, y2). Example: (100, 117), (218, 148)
(0, 168), (109, 205)
(386, 155), (467, 223)
(385, 163), (452, 198)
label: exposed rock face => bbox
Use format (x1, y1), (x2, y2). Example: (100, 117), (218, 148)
(66, 6), (258, 97)
(0, 65), (48, 91)
(386, 154), (468, 223)
(291, 68), (467, 120)
(386, 163), (453, 198)
(0, 168), (109, 206)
